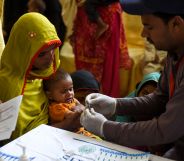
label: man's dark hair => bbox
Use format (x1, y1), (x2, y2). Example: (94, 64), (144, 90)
(153, 13), (184, 24)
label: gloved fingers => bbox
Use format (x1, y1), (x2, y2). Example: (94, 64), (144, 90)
(85, 93), (96, 102)
(88, 93), (100, 99)
(84, 108), (89, 114)
(80, 109), (91, 120)
(80, 109), (93, 126)
(80, 110), (87, 125)
(90, 108), (97, 115)
(85, 93), (99, 107)
(85, 95), (91, 108)
(85, 102), (90, 109)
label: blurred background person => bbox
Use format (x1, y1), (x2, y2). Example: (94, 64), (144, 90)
(70, 1), (132, 98)
(71, 70), (100, 105)
(27, 0), (46, 14)
(3, 0), (66, 49)
(0, 0), (4, 60)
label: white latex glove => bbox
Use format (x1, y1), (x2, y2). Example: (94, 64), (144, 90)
(85, 93), (116, 116)
(80, 108), (107, 137)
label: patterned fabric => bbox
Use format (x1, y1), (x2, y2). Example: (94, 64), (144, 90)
(71, 2), (132, 97)
(76, 127), (102, 140)
(0, 13), (61, 141)
(49, 98), (78, 122)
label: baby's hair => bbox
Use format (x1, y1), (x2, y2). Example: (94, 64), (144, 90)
(43, 69), (71, 92)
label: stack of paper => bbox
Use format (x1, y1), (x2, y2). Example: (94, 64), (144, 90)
(0, 95), (22, 140)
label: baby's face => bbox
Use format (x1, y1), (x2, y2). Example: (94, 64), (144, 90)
(49, 77), (74, 103)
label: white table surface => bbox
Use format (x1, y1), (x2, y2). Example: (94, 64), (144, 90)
(0, 124), (174, 161)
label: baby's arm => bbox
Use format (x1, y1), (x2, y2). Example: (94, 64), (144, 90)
(51, 110), (81, 131)
(71, 99), (85, 114)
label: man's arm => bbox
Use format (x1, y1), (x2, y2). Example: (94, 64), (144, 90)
(116, 90), (167, 117)
(104, 84), (184, 147)
(116, 68), (168, 117)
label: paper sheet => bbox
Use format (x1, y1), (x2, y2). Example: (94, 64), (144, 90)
(0, 95), (22, 140)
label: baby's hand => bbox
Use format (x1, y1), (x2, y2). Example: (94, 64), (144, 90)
(65, 110), (79, 120)
(71, 104), (85, 114)
(64, 110), (81, 130)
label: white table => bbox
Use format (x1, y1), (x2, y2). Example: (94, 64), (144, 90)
(0, 124), (173, 161)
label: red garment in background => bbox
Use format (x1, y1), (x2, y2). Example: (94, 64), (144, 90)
(71, 2), (132, 97)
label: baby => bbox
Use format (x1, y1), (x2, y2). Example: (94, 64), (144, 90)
(43, 69), (101, 139)
(43, 69), (84, 131)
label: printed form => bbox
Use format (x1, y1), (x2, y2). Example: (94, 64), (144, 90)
(0, 95), (22, 140)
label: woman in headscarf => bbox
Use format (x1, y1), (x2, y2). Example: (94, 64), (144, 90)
(0, 12), (61, 141)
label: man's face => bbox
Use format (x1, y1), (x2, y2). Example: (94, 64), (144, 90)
(141, 14), (174, 51)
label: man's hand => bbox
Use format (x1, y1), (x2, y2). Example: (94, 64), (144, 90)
(85, 93), (116, 117)
(80, 108), (107, 137)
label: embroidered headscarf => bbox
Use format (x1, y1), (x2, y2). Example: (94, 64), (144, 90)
(0, 13), (61, 140)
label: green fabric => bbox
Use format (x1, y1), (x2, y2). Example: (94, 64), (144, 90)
(0, 13), (61, 141)
(116, 72), (161, 122)
(130, 72), (161, 97)
(116, 115), (132, 122)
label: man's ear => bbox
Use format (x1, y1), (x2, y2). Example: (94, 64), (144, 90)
(171, 16), (184, 28)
